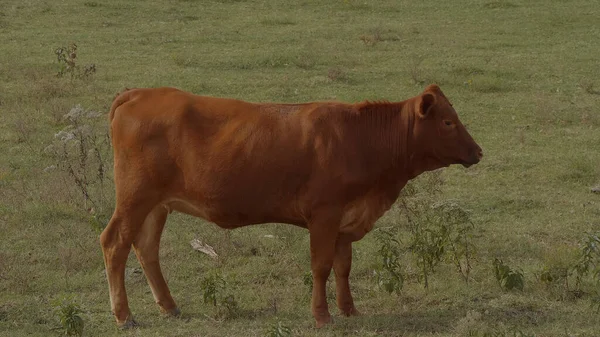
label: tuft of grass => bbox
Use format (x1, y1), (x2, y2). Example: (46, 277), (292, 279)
(470, 78), (513, 93)
(173, 54), (203, 68)
(360, 27), (401, 46)
(294, 54), (316, 70)
(0, 12), (6, 29)
(452, 66), (485, 77)
(260, 18), (296, 26)
(558, 157), (597, 185)
(327, 67), (347, 82)
(483, 1), (518, 9)
(409, 56), (430, 86)
(580, 80), (600, 95)
(359, 32), (381, 47)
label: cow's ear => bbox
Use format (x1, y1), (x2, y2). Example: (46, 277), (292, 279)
(424, 84), (441, 94)
(418, 92), (436, 118)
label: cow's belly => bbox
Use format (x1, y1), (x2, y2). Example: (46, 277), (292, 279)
(165, 197), (305, 229)
(165, 198), (214, 220)
(339, 194), (394, 241)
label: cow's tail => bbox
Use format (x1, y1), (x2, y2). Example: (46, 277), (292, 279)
(108, 88), (135, 122)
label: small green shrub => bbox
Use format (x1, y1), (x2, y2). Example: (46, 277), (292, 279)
(539, 266), (569, 288)
(54, 300), (84, 336)
(493, 258), (524, 291)
(302, 271), (313, 294)
(201, 273), (226, 307)
(591, 291), (600, 314)
(468, 329), (535, 337)
(407, 218), (446, 288)
(54, 43), (96, 79)
(572, 232), (600, 290)
(200, 272), (240, 319)
(374, 228), (404, 294)
(538, 232), (600, 305)
(265, 321), (292, 337)
(392, 172), (478, 289)
(219, 294), (240, 319)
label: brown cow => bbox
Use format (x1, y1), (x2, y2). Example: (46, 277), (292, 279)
(100, 84), (482, 328)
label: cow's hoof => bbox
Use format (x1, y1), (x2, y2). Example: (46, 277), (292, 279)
(315, 315), (332, 329)
(163, 307), (181, 318)
(340, 307), (361, 317)
(117, 316), (138, 330)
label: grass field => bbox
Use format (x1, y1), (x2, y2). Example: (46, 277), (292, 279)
(1, 0), (600, 336)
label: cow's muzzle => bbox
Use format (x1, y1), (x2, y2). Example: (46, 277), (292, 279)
(461, 146), (483, 168)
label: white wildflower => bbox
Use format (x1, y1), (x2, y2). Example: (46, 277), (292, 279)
(74, 124), (91, 137)
(86, 110), (102, 118)
(43, 144), (55, 153)
(64, 104), (86, 121)
(54, 130), (75, 142)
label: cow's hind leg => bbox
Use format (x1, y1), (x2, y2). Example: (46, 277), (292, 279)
(100, 205), (153, 328)
(333, 237), (360, 317)
(132, 205), (179, 317)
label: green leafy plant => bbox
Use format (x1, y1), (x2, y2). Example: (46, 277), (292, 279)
(408, 221), (447, 288)
(375, 228), (404, 294)
(590, 291), (600, 314)
(570, 232), (600, 309)
(200, 272), (240, 319)
(467, 329), (536, 337)
(302, 271), (313, 293)
(219, 294), (240, 319)
(572, 232), (600, 290)
(201, 273), (226, 307)
(493, 258), (524, 291)
(54, 43), (96, 79)
(394, 172), (478, 289)
(537, 233), (600, 304)
(431, 201), (477, 283)
(54, 300), (84, 336)
(265, 321), (292, 337)
(539, 266), (570, 291)
(399, 174), (445, 288)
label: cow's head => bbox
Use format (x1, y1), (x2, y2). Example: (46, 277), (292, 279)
(411, 84), (482, 170)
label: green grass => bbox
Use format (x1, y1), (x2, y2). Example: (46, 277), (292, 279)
(1, 0), (600, 336)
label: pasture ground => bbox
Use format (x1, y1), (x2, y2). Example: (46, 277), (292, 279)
(1, 0), (599, 336)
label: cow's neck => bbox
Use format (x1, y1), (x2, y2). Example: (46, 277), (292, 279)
(353, 98), (446, 183)
(350, 100), (413, 186)
(394, 98), (449, 180)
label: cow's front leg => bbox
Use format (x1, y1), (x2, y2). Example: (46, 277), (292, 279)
(308, 217), (339, 328)
(333, 237), (360, 317)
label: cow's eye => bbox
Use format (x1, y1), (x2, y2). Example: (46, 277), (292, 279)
(444, 120), (453, 127)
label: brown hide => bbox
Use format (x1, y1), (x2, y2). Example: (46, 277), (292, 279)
(100, 84), (482, 328)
